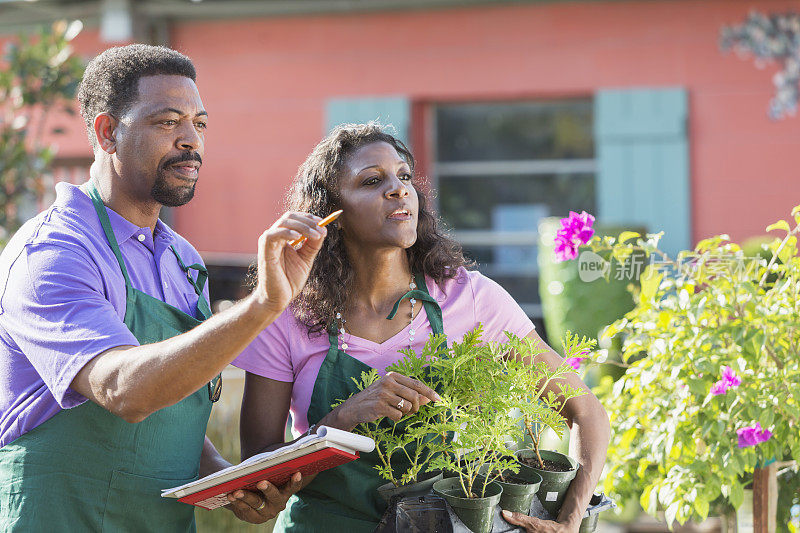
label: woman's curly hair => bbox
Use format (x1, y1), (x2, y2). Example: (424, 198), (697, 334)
(287, 122), (472, 335)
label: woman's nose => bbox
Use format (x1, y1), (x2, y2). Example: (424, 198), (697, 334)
(385, 176), (409, 198)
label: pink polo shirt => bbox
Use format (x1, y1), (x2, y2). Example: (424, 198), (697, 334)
(232, 267), (535, 436)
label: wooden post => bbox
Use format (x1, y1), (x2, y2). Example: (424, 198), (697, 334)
(752, 464), (777, 533)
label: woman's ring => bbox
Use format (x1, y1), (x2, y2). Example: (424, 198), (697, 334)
(397, 399), (405, 410)
(256, 500), (266, 511)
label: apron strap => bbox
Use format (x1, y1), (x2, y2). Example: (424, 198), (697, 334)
(86, 182), (134, 294)
(169, 245), (213, 320)
(385, 273), (444, 336)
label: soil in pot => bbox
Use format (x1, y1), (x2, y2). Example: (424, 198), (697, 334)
(516, 449), (578, 519)
(477, 465), (543, 515)
(432, 477), (502, 533)
(377, 470), (444, 503)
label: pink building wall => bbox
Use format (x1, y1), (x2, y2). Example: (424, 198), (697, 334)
(6, 0), (799, 256)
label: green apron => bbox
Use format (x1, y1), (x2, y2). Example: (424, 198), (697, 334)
(275, 274), (445, 533)
(0, 183), (217, 532)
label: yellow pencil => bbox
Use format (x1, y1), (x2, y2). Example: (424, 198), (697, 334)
(290, 209), (343, 249)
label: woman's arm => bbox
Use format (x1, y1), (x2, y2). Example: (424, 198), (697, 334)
(229, 372), (305, 521)
(240, 372), (293, 460)
(503, 328), (611, 533)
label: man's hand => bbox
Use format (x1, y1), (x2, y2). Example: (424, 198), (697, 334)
(501, 510), (578, 533)
(255, 212), (327, 316)
(226, 472), (303, 524)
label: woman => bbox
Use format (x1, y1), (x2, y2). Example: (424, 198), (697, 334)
(233, 123), (610, 533)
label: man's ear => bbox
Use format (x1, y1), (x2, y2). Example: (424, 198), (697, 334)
(93, 112), (118, 154)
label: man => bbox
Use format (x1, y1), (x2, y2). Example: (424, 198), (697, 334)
(0, 44), (326, 531)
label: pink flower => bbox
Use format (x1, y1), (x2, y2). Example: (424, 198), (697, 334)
(711, 366), (742, 396)
(554, 234), (579, 261)
(737, 423), (772, 448)
(721, 366), (742, 388)
(564, 357), (585, 371)
(710, 381), (729, 396)
(554, 211), (595, 262)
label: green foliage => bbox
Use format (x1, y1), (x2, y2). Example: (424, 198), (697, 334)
(343, 334), (451, 488)
(505, 331), (592, 468)
(0, 21), (84, 244)
(344, 326), (594, 500)
(589, 207), (800, 526)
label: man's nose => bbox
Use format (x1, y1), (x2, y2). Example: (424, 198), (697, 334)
(176, 121), (202, 151)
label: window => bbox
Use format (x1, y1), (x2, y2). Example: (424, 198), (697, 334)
(432, 99), (595, 326)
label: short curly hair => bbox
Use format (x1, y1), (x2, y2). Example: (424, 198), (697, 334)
(77, 44), (196, 148)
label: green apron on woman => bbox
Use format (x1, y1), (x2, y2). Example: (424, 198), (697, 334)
(275, 274), (444, 533)
(0, 183), (217, 532)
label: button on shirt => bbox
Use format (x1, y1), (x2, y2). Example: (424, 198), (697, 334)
(0, 182), (210, 447)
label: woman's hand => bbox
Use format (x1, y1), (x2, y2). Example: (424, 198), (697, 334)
(329, 372), (441, 430)
(254, 212), (327, 316)
(226, 473), (304, 524)
(501, 511), (578, 533)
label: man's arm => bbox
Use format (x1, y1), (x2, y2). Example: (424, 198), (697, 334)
(71, 211), (326, 423)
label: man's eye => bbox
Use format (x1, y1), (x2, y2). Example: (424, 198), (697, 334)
(195, 122), (207, 130)
(162, 120), (177, 126)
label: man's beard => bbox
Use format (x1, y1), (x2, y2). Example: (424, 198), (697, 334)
(150, 167), (196, 207)
(151, 152), (202, 207)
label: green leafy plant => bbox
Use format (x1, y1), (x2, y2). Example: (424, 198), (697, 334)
(343, 324), (596, 501)
(425, 327), (522, 498)
(342, 334), (450, 487)
(505, 331), (592, 469)
(566, 207), (800, 526)
(0, 20), (84, 245)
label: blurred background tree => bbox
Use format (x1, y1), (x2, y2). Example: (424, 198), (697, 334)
(0, 20), (84, 245)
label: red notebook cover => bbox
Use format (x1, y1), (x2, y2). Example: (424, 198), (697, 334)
(178, 447), (359, 510)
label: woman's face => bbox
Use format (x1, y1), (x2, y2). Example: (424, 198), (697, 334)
(336, 141), (419, 250)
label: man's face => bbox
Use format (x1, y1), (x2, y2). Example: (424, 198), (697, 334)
(112, 75), (207, 207)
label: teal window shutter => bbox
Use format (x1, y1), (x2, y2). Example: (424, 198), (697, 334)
(325, 96), (410, 147)
(594, 88), (690, 257)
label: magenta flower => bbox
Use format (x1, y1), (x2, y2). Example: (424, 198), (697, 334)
(554, 211), (595, 262)
(710, 381), (729, 396)
(564, 357), (585, 371)
(737, 423), (772, 448)
(710, 366), (742, 396)
(721, 366), (742, 387)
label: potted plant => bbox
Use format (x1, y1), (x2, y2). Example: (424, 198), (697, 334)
(343, 334), (450, 501)
(503, 331), (593, 518)
(426, 328), (519, 533)
(558, 206), (800, 527)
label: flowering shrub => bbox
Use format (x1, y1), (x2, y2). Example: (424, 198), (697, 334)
(554, 211), (596, 261)
(558, 206), (800, 525)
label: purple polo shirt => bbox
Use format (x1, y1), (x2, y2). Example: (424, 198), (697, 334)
(0, 182), (210, 447)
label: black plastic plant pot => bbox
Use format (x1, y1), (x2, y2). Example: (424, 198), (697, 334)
(579, 493), (616, 532)
(477, 465), (543, 514)
(515, 449), (578, 518)
(432, 478), (502, 533)
(377, 471), (444, 503)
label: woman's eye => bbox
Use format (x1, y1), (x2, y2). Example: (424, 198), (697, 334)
(400, 173), (413, 181)
(364, 176), (380, 185)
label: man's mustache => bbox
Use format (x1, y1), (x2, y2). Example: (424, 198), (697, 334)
(162, 152), (202, 169)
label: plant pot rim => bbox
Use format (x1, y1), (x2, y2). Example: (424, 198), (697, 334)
(432, 478), (503, 508)
(376, 469), (443, 490)
(477, 465), (543, 486)
(516, 449), (579, 472)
